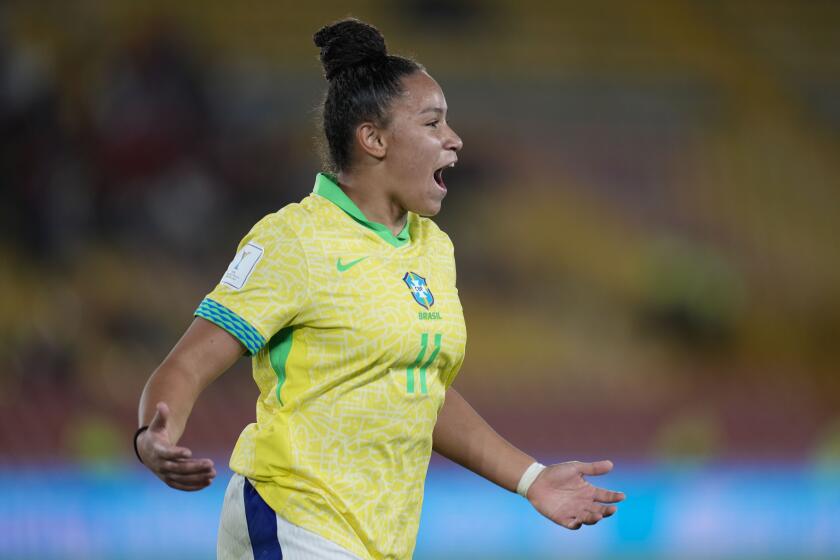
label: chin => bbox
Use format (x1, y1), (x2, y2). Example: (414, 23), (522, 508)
(416, 200), (442, 217)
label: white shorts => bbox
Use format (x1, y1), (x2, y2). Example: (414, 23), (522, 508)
(217, 473), (363, 560)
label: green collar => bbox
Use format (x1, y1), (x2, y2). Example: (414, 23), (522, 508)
(313, 173), (411, 248)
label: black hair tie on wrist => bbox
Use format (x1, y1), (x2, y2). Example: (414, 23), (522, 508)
(133, 426), (150, 464)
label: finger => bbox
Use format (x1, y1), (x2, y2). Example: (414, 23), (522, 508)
(577, 460), (614, 476)
(563, 518), (582, 530)
(592, 487), (626, 503)
(586, 504), (617, 518)
(581, 511), (604, 526)
(159, 458), (215, 475)
(166, 478), (213, 492)
(153, 442), (193, 461)
(166, 471), (217, 486)
(160, 458), (214, 473)
(148, 402), (170, 433)
(597, 504), (618, 517)
(159, 461), (214, 478)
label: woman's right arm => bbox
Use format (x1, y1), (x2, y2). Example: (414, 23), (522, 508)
(136, 317), (246, 491)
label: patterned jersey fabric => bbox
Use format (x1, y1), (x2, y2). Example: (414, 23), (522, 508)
(196, 173), (467, 559)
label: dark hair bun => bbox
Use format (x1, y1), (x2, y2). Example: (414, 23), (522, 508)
(314, 19), (388, 80)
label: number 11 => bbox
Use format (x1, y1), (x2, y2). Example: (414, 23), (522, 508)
(407, 332), (442, 394)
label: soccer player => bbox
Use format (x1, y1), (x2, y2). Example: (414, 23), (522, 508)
(135, 18), (625, 560)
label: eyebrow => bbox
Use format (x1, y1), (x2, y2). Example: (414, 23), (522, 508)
(419, 107), (445, 116)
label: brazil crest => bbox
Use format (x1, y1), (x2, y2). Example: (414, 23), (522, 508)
(403, 272), (434, 309)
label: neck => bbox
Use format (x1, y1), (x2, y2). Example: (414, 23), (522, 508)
(336, 169), (407, 236)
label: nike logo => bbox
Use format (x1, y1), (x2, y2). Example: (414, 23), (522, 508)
(336, 256), (368, 272)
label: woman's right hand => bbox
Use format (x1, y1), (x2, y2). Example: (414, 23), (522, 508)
(137, 402), (217, 491)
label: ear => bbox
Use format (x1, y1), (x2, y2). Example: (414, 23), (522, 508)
(355, 122), (388, 159)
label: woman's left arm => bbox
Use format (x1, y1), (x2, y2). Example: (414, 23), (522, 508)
(432, 387), (625, 530)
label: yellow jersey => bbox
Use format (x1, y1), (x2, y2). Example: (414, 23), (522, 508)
(195, 173), (467, 559)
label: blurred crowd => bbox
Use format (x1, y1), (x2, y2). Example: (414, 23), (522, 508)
(0, 13), (313, 463)
(1, 0), (839, 466)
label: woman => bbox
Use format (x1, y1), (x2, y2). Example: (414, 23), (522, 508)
(135, 18), (624, 560)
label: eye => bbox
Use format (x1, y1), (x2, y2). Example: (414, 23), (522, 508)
(426, 120), (439, 128)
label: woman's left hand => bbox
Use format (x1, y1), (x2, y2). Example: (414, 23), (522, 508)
(526, 460), (625, 530)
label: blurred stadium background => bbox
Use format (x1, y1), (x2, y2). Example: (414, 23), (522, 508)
(2, 0), (839, 558)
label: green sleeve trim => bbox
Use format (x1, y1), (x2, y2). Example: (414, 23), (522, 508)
(268, 326), (294, 405)
(195, 298), (266, 355)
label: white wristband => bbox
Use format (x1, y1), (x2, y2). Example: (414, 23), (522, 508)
(516, 462), (546, 497)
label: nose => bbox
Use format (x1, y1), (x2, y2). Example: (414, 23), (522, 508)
(445, 124), (463, 152)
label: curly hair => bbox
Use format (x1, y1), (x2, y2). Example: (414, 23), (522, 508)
(314, 18), (423, 172)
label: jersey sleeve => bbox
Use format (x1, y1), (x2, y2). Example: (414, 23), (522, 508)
(195, 213), (309, 355)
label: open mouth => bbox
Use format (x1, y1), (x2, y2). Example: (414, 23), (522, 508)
(433, 168), (446, 190)
(433, 162), (455, 191)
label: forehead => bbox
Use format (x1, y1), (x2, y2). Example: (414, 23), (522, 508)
(392, 71), (447, 114)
